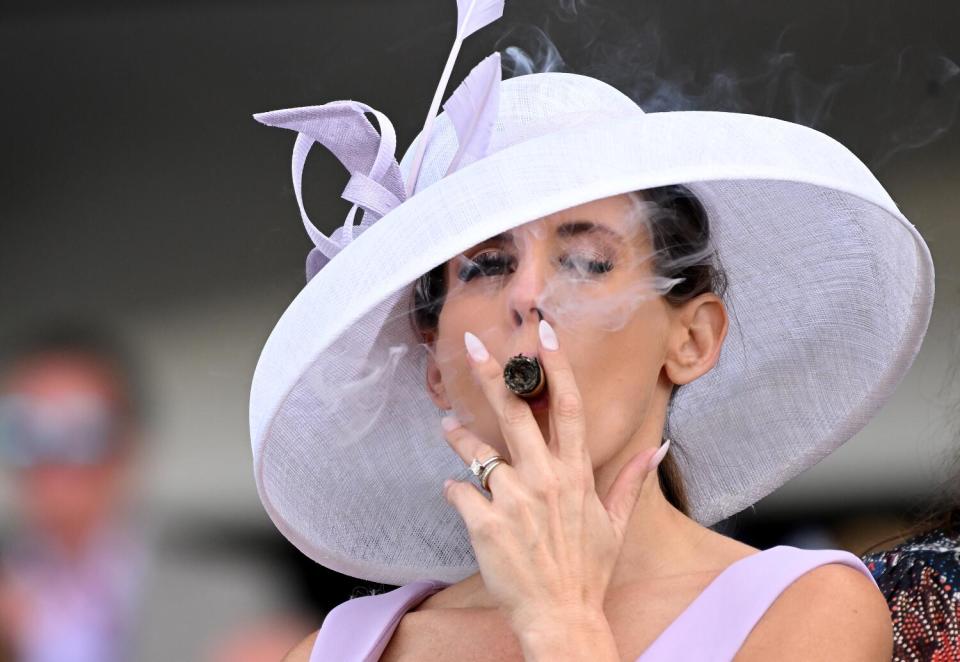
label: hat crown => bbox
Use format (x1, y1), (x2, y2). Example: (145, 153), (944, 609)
(402, 72), (642, 194)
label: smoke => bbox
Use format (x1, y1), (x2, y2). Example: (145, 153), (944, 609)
(498, 26), (566, 77)
(439, 199), (690, 332)
(300, 342), (409, 448)
(555, 0), (595, 21)
(868, 49), (960, 166)
(293, 184), (723, 445)
(400, 189), (718, 430)
(295, 2), (957, 449)
(495, 1), (959, 168)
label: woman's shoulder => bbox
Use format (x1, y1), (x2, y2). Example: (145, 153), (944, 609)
(737, 550), (892, 661)
(281, 580), (452, 662)
(861, 527), (960, 660)
(281, 630), (318, 662)
(862, 526), (960, 596)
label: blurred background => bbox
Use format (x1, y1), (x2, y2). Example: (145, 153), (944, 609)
(1, 0), (958, 659)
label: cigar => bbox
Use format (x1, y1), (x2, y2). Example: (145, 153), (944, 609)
(503, 354), (546, 398)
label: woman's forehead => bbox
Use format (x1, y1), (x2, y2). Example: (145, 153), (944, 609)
(465, 193), (647, 249)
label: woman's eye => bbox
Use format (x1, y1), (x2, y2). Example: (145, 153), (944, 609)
(558, 254), (614, 276)
(457, 251), (516, 282)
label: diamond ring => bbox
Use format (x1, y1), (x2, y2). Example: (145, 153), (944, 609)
(469, 455), (507, 491)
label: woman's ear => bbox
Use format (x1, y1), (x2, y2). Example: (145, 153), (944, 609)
(663, 293), (728, 386)
(423, 332), (452, 410)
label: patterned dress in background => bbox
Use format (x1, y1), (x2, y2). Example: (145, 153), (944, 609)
(862, 528), (960, 661)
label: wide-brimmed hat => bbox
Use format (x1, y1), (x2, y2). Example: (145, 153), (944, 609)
(249, 15), (934, 585)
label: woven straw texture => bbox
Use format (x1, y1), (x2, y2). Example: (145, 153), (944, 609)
(250, 73), (934, 584)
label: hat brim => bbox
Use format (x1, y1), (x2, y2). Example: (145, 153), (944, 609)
(251, 110), (934, 584)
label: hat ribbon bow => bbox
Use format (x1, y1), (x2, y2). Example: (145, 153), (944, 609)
(253, 101), (407, 280)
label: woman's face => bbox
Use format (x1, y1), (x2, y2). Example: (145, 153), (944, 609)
(426, 193), (702, 468)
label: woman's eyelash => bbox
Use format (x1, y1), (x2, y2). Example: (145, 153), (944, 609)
(558, 254), (614, 274)
(458, 252), (515, 281)
(456, 251), (615, 282)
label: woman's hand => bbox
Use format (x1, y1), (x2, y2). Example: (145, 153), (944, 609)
(440, 319), (668, 661)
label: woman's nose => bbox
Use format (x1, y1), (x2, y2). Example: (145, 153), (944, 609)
(506, 255), (547, 327)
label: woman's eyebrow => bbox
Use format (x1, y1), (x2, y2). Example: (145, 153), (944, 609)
(555, 221), (622, 240)
(463, 223), (619, 254)
(465, 231), (512, 251)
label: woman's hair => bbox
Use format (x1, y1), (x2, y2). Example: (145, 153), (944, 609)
(863, 452), (960, 555)
(411, 185), (728, 516)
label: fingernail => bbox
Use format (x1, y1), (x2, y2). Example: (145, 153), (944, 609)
(440, 415), (461, 432)
(442, 479), (454, 497)
(648, 439), (671, 471)
(464, 332), (489, 362)
(538, 319), (559, 351)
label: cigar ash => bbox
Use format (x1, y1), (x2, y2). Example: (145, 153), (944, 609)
(503, 354), (546, 399)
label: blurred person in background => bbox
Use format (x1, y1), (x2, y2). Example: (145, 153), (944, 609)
(862, 448), (960, 658)
(0, 322), (147, 662)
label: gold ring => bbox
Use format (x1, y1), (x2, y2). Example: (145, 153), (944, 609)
(479, 458), (506, 491)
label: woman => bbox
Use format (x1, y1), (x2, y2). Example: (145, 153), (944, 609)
(248, 5), (934, 660)
(861, 457), (960, 658)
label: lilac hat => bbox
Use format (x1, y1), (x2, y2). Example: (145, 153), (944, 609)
(249, 1), (935, 584)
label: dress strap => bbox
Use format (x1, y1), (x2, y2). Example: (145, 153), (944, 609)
(310, 580), (446, 662)
(637, 546), (875, 661)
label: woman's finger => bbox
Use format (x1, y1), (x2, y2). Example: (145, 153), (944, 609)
(602, 442), (669, 536)
(536, 319), (587, 462)
(441, 414), (516, 493)
(463, 331), (551, 468)
(443, 479), (494, 534)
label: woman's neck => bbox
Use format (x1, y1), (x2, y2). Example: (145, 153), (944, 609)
(608, 477), (722, 588)
(593, 415), (749, 590)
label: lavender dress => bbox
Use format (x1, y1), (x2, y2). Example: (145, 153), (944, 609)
(310, 546), (875, 661)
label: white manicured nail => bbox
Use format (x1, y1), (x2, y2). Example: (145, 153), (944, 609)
(464, 332), (489, 362)
(538, 319), (559, 351)
(440, 415), (461, 432)
(648, 439), (671, 471)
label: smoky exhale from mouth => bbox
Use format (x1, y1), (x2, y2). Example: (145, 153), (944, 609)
(400, 187), (721, 427)
(438, 199), (692, 335)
